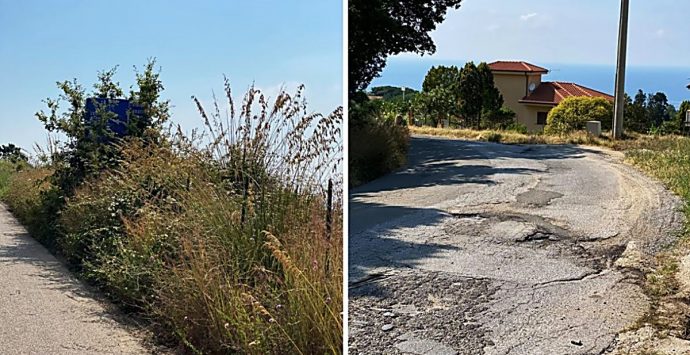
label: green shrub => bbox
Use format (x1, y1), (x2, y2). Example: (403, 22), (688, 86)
(349, 121), (409, 186)
(5, 75), (343, 354)
(1, 167), (62, 248)
(544, 96), (613, 135)
(0, 161), (16, 197)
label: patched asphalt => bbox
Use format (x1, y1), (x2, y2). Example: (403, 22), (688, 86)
(349, 136), (685, 354)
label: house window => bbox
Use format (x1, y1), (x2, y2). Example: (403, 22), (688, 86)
(537, 112), (548, 125)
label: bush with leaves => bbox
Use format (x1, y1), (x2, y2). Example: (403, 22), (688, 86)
(0, 144), (28, 163)
(544, 96), (613, 135)
(350, 120), (409, 186)
(36, 59), (170, 198)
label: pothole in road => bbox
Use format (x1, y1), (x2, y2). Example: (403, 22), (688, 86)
(448, 211), (632, 273)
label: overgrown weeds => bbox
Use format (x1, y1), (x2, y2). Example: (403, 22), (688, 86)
(2, 70), (342, 354)
(349, 95), (409, 187)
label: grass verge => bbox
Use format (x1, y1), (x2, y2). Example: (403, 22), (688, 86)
(624, 137), (690, 339)
(1, 84), (343, 354)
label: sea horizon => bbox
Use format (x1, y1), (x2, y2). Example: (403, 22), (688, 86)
(371, 57), (690, 107)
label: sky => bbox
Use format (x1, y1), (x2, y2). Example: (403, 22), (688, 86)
(393, 0), (690, 67)
(0, 0), (343, 152)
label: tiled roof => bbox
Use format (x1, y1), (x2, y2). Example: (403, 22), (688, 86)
(488, 61), (549, 73)
(519, 82), (614, 105)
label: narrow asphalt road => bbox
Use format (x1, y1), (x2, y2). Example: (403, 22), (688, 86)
(349, 136), (687, 354)
(0, 203), (151, 354)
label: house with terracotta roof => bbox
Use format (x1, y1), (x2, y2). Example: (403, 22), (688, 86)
(488, 61), (613, 131)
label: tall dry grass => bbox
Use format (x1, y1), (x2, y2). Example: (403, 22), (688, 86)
(7, 81), (342, 354)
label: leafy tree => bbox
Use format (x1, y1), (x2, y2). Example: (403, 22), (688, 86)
(665, 100), (690, 134)
(678, 100), (690, 126)
(415, 86), (458, 126)
(349, 0), (463, 94)
(647, 92), (671, 127)
(0, 144), (28, 163)
(418, 65), (461, 124)
(481, 107), (515, 130)
(422, 65), (461, 93)
(544, 96), (613, 135)
(35, 58), (170, 195)
(457, 62), (484, 129)
(477, 62), (504, 125)
(624, 90), (648, 133)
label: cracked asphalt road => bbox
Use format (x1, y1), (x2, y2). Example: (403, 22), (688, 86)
(349, 136), (685, 355)
(0, 203), (151, 354)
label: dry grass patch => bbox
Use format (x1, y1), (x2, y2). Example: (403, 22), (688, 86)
(410, 125), (630, 148)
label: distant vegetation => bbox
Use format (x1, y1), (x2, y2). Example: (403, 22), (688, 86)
(369, 85), (419, 100)
(1, 61), (343, 354)
(371, 62), (516, 130)
(625, 90), (688, 135)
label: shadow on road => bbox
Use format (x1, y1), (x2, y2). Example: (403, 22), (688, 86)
(348, 200), (458, 297)
(352, 137), (603, 195)
(348, 136), (607, 297)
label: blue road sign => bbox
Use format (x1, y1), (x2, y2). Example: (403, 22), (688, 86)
(84, 98), (145, 138)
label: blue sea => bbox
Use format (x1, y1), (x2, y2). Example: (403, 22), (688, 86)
(370, 58), (690, 107)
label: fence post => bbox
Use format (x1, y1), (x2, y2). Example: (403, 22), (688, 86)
(326, 179), (333, 241)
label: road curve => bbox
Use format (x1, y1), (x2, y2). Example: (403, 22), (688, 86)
(0, 203), (151, 354)
(349, 136), (686, 355)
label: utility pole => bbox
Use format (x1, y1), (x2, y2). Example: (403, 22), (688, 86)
(612, 0), (630, 139)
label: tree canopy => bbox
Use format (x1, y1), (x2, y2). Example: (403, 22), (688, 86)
(349, 0), (463, 94)
(624, 89), (678, 133)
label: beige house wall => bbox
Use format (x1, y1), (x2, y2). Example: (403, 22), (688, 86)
(493, 72), (552, 131)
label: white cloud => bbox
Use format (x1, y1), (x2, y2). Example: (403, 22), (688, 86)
(520, 13), (538, 21)
(655, 29), (666, 37)
(487, 24), (501, 32)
